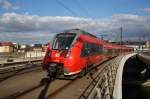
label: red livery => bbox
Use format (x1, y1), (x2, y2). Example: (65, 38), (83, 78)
(43, 29), (133, 78)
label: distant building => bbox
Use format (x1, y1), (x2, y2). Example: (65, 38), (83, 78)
(34, 44), (42, 48)
(0, 42), (14, 53)
(145, 41), (150, 48)
(32, 47), (43, 51)
(32, 43), (49, 52)
(17, 44), (32, 52)
(42, 42), (50, 52)
(123, 41), (149, 51)
(32, 44), (43, 51)
(42, 44), (47, 52)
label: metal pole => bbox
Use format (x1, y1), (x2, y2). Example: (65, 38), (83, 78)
(120, 27), (122, 45)
(120, 27), (123, 53)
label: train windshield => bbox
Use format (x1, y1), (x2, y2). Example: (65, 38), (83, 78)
(52, 33), (76, 50)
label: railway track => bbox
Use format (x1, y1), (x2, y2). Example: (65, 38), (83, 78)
(0, 59), (42, 71)
(0, 61), (42, 82)
(0, 55), (123, 99)
(1, 57), (114, 99)
(0, 66), (46, 99)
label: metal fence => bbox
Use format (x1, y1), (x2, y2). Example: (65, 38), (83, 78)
(0, 51), (45, 64)
(79, 56), (123, 99)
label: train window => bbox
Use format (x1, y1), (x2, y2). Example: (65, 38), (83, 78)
(80, 42), (89, 57)
(81, 42), (103, 56)
(112, 49), (116, 53)
(90, 43), (95, 55)
(103, 47), (108, 54)
(88, 43), (99, 55)
(88, 43), (95, 55)
(99, 45), (103, 53)
(94, 44), (98, 54)
(109, 49), (112, 54)
(107, 49), (110, 54)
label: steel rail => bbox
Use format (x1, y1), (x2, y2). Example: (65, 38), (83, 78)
(0, 63), (42, 82)
(0, 59), (42, 73)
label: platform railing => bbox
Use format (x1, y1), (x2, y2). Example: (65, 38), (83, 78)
(79, 56), (123, 99)
(88, 64), (119, 99)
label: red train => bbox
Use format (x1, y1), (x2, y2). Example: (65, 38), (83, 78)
(43, 29), (133, 78)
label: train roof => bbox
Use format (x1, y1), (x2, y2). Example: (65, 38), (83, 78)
(61, 29), (97, 38)
(57, 29), (134, 50)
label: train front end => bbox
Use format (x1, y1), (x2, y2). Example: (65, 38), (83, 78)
(43, 32), (80, 78)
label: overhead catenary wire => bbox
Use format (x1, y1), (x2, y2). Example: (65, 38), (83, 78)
(73, 0), (100, 26)
(74, 0), (124, 41)
(55, 0), (78, 16)
(55, 0), (122, 41)
(72, 0), (107, 38)
(55, 0), (91, 27)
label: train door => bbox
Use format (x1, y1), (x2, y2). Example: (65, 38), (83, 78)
(87, 42), (95, 67)
(98, 44), (104, 61)
(90, 43), (99, 64)
(80, 41), (91, 69)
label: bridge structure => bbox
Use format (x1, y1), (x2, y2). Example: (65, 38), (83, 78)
(79, 53), (136, 99)
(0, 52), (149, 99)
(80, 52), (150, 99)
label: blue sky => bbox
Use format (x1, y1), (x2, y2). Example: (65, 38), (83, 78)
(0, 0), (150, 43)
(1, 0), (149, 17)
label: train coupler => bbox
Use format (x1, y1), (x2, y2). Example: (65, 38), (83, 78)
(47, 62), (63, 79)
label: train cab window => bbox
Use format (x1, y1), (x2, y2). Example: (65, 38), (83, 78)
(52, 33), (76, 50)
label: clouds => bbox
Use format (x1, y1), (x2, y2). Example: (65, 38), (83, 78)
(0, 0), (18, 10)
(0, 13), (87, 32)
(111, 14), (150, 39)
(0, 12), (150, 43)
(141, 7), (150, 13)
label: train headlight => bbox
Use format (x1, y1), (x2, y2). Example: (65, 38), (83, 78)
(66, 51), (71, 57)
(55, 53), (60, 57)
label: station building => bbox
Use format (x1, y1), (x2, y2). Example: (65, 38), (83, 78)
(0, 42), (14, 53)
